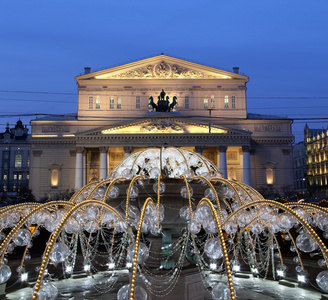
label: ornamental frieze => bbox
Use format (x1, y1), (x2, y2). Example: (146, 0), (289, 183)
(140, 120), (185, 133)
(109, 61), (218, 79)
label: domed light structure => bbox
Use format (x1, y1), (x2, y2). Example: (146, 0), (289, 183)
(0, 147), (327, 299)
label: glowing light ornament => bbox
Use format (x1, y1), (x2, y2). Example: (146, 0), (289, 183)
(180, 185), (193, 199)
(0, 264), (12, 284)
(179, 206), (191, 220)
(277, 213), (295, 232)
(317, 215), (328, 232)
(50, 243), (70, 263)
(117, 284), (147, 300)
(127, 242), (149, 264)
(296, 233), (318, 253)
(211, 282), (231, 300)
(316, 270), (328, 293)
(204, 238), (223, 260)
(107, 186), (120, 199)
(38, 281), (58, 300)
(13, 229), (31, 247)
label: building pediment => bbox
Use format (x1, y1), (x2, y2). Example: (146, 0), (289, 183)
(76, 54), (248, 81)
(76, 114), (251, 137)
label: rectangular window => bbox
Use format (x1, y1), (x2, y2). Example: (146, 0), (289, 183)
(110, 97), (114, 109)
(18, 174), (22, 181)
(231, 96), (236, 108)
(95, 96), (100, 109)
(224, 96), (229, 108)
(27, 174), (29, 180)
(210, 96), (215, 108)
(185, 96), (189, 109)
(117, 96), (121, 109)
(88, 96), (93, 109)
(3, 174), (7, 180)
(136, 96), (140, 109)
(14, 174), (17, 180)
(204, 96), (208, 109)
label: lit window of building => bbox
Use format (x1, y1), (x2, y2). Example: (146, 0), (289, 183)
(15, 154), (22, 168)
(224, 96), (229, 108)
(51, 170), (58, 187)
(210, 96), (215, 108)
(117, 96), (121, 109)
(110, 97), (114, 109)
(95, 96), (100, 109)
(204, 96), (208, 109)
(266, 168), (274, 185)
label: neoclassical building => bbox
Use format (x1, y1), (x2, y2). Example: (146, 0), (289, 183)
(29, 54), (294, 200)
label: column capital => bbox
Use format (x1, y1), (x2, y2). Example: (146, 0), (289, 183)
(123, 146), (133, 154)
(76, 147), (84, 154)
(195, 146), (204, 153)
(99, 146), (108, 153)
(242, 146), (251, 152)
(218, 146), (227, 152)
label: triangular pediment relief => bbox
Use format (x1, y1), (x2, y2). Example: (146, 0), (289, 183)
(77, 115), (251, 136)
(76, 55), (248, 81)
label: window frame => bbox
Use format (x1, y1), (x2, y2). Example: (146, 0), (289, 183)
(204, 96), (208, 109)
(136, 96), (141, 109)
(95, 96), (101, 109)
(224, 95), (229, 108)
(15, 154), (22, 169)
(184, 96), (190, 109)
(117, 96), (121, 109)
(88, 96), (93, 109)
(110, 96), (115, 109)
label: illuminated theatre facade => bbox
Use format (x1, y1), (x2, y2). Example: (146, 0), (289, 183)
(29, 55), (293, 200)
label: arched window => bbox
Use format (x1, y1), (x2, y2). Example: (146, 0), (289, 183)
(51, 170), (59, 187)
(204, 96), (208, 109)
(15, 154), (22, 168)
(185, 96), (189, 109)
(224, 96), (229, 108)
(266, 168), (274, 185)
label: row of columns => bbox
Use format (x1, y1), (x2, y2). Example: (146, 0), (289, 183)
(75, 145), (252, 190)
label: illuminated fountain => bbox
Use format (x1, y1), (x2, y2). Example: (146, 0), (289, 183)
(0, 147), (328, 299)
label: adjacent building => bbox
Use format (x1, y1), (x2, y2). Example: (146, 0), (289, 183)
(293, 141), (308, 197)
(29, 54), (294, 200)
(304, 124), (328, 198)
(0, 120), (30, 193)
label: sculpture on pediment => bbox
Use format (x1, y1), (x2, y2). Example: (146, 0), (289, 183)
(110, 61), (218, 79)
(148, 89), (178, 112)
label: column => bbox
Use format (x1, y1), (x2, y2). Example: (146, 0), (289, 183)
(242, 146), (251, 186)
(195, 146), (204, 156)
(124, 146), (133, 158)
(218, 146), (227, 178)
(99, 147), (108, 180)
(75, 147), (84, 190)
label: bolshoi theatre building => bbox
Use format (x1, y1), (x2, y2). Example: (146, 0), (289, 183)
(29, 54), (294, 200)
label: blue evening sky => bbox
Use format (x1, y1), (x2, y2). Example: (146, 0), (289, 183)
(1, 0), (327, 142)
